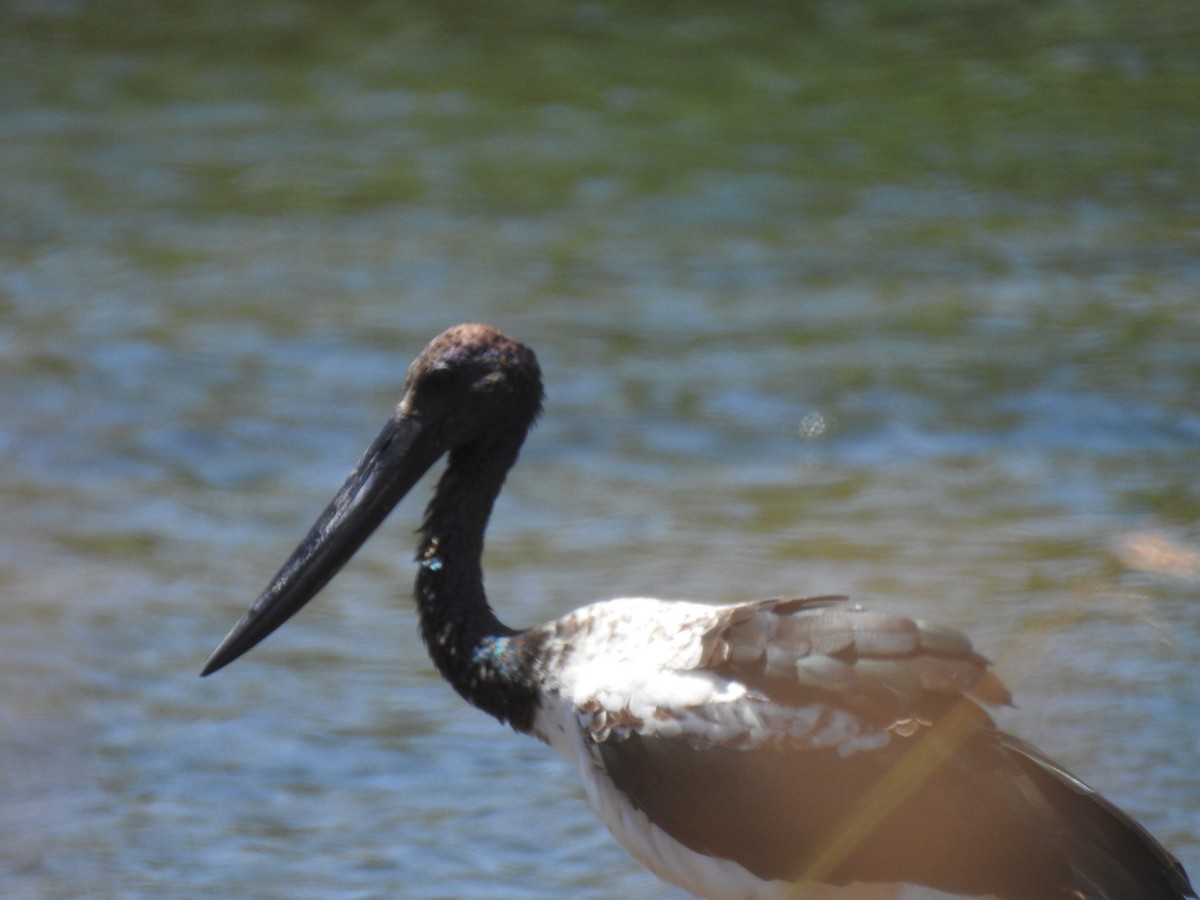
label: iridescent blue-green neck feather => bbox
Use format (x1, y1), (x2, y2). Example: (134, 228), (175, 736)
(414, 435), (542, 732)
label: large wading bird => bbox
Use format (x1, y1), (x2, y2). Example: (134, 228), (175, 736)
(203, 323), (1193, 900)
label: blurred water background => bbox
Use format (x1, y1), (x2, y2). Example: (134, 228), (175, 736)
(2, 2), (1199, 897)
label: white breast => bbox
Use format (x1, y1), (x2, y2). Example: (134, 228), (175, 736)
(528, 597), (902, 900)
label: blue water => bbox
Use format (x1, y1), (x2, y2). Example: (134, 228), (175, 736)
(3, 3), (1198, 898)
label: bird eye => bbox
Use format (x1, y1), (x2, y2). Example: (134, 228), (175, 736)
(422, 365), (458, 391)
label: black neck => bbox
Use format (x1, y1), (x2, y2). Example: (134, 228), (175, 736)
(414, 436), (541, 732)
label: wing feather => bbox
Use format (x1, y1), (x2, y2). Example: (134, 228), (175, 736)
(701, 596), (1009, 730)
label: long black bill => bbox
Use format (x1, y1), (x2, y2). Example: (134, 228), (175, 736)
(201, 411), (442, 676)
